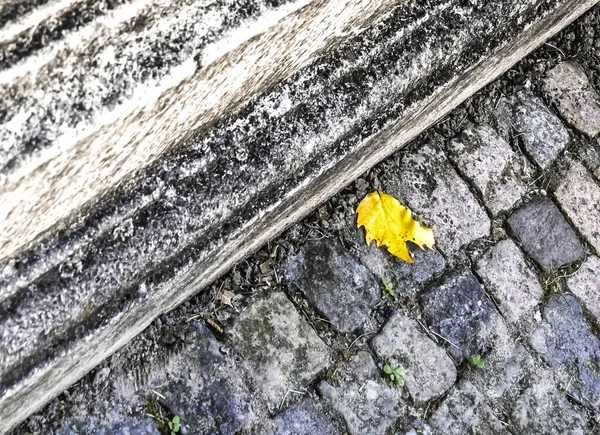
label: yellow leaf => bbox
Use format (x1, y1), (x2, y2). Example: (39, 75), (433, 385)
(356, 191), (434, 263)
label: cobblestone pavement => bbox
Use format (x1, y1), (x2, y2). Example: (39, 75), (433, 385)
(12, 6), (600, 435)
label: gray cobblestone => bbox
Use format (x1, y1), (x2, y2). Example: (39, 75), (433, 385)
(447, 125), (533, 215)
(510, 379), (587, 435)
(229, 292), (330, 409)
(465, 320), (534, 401)
(371, 313), (456, 403)
(386, 144), (490, 255)
(284, 239), (379, 332)
(555, 161), (600, 254)
(272, 398), (345, 435)
(530, 294), (600, 409)
(544, 61), (600, 137)
(499, 91), (570, 169)
(345, 225), (446, 298)
(508, 197), (584, 272)
(420, 270), (500, 363)
(476, 239), (542, 327)
(567, 255), (600, 321)
(428, 380), (510, 435)
(319, 351), (404, 435)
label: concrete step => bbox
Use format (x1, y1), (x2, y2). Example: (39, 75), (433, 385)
(0, 0), (598, 432)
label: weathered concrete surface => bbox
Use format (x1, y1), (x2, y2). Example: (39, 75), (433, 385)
(1, 0), (599, 431)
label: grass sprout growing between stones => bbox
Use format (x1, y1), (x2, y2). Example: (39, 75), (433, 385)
(146, 396), (181, 435)
(382, 277), (395, 297)
(467, 354), (485, 369)
(382, 357), (405, 388)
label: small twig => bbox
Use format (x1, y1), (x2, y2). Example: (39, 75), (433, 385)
(151, 389), (166, 400)
(279, 388), (306, 409)
(429, 329), (460, 350)
(347, 331), (377, 350)
(544, 42), (566, 58)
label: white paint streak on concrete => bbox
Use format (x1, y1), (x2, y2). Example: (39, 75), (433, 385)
(0, 0), (396, 260)
(0, 0), (81, 43)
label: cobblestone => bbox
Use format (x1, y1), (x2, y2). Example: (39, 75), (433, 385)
(530, 295), (600, 408)
(447, 125), (533, 215)
(284, 239), (379, 332)
(567, 255), (600, 321)
(370, 313), (456, 403)
(420, 270), (500, 362)
(508, 197), (584, 272)
(345, 225), (445, 298)
(476, 239), (542, 327)
(555, 161), (600, 254)
(319, 351), (404, 435)
(157, 322), (255, 433)
(544, 61), (600, 137)
(229, 292), (330, 409)
(385, 144), (491, 255)
(428, 380), (510, 435)
(272, 398), (345, 435)
(465, 320), (534, 401)
(499, 91), (570, 169)
(510, 379), (587, 435)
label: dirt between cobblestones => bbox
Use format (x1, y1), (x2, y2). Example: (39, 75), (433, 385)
(12, 4), (600, 435)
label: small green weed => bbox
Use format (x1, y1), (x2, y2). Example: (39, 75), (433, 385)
(467, 354), (485, 369)
(167, 416), (180, 435)
(146, 396), (181, 435)
(382, 357), (405, 388)
(382, 277), (395, 297)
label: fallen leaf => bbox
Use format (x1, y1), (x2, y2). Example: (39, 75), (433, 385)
(220, 290), (235, 307)
(356, 190), (434, 263)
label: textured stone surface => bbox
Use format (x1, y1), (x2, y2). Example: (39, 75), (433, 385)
(476, 239), (542, 326)
(510, 380), (587, 435)
(465, 320), (534, 401)
(57, 418), (161, 435)
(284, 239), (379, 332)
(386, 144), (491, 255)
(508, 197), (584, 272)
(447, 125), (533, 215)
(154, 323), (255, 434)
(544, 61), (600, 137)
(568, 255), (600, 321)
(3, 1), (597, 430)
(530, 295), (600, 408)
(319, 351), (404, 435)
(3, 1), (600, 432)
(428, 380), (510, 435)
(273, 398), (345, 435)
(420, 271), (499, 362)
(501, 91), (570, 169)
(371, 313), (456, 403)
(555, 161), (600, 254)
(345, 225), (446, 298)
(229, 292), (330, 408)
